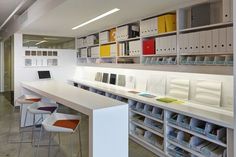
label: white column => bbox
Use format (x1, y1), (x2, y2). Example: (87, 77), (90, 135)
(89, 105), (129, 157)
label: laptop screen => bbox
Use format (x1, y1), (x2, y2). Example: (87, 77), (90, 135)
(38, 71), (51, 79)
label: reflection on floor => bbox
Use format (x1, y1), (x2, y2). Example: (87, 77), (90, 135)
(0, 94), (158, 157)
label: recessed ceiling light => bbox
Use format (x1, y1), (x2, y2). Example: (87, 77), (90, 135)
(72, 8), (120, 30)
(35, 40), (48, 45)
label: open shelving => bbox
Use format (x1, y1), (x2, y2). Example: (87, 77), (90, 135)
(75, 0), (233, 74)
(70, 79), (233, 157)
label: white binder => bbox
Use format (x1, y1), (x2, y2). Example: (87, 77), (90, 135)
(192, 32), (200, 53)
(205, 30), (212, 53)
(212, 29), (219, 53)
(226, 27), (233, 52)
(199, 31), (206, 53)
(171, 35), (177, 54)
(222, 0), (233, 22)
(218, 28), (227, 52)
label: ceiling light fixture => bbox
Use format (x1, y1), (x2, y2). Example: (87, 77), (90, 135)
(72, 8), (120, 30)
(35, 40), (48, 45)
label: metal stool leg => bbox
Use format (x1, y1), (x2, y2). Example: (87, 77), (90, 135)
(36, 126), (43, 157)
(48, 132), (52, 157)
(78, 126), (82, 157)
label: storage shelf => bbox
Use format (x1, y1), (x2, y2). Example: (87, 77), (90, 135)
(87, 44), (99, 48)
(143, 53), (177, 57)
(118, 55), (140, 58)
(179, 22), (233, 33)
(100, 41), (116, 45)
(130, 120), (164, 137)
(130, 109), (163, 123)
(141, 31), (177, 39)
(129, 134), (165, 155)
(167, 123), (227, 147)
(168, 140), (206, 157)
(117, 37), (140, 42)
(180, 52), (233, 56)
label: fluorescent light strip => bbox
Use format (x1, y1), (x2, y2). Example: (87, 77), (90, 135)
(72, 8), (120, 30)
(35, 40), (47, 45)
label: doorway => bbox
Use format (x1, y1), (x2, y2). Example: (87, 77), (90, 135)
(3, 36), (14, 105)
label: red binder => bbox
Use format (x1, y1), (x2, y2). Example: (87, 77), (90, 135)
(143, 39), (155, 55)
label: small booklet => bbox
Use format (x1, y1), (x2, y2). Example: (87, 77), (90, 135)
(156, 97), (184, 104)
(128, 91), (140, 94)
(139, 92), (156, 98)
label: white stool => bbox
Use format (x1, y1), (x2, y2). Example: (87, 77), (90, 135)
(36, 113), (82, 157)
(8, 94), (41, 143)
(18, 102), (58, 157)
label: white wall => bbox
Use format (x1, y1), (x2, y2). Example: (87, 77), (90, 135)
(73, 66), (233, 111)
(14, 33), (77, 103)
(0, 42), (3, 92)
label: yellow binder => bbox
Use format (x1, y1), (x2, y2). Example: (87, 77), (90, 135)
(109, 28), (116, 42)
(165, 14), (176, 32)
(100, 45), (110, 57)
(158, 15), (166, 33)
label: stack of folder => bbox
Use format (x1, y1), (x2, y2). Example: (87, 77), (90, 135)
(158, 13), (176, 33)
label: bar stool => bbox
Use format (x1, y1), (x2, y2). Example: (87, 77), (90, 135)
(8, 94), (41, 143)
(18, 102), (58, 157)
(36, 113), (82, 157)
(24, 102), (58, 144)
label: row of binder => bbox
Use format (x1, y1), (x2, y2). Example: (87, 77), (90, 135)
(118, 40), (141, 56)
(143, 56), (177, 65)
(140, 13), (176, 37)
(167, 112), (226, 143)
(79, 48), (87, 58)
(100, 44), (117, 57)
(99, 29), (117, 44)
(156, 35), (177, 54)
(180, 55), (233, 65)
(168, 128), (226, 157)
(88, 46), (100, 58)
(25, 58), (58, 67)
(116, 24), (139, 41)
(179, 27), (233, 54)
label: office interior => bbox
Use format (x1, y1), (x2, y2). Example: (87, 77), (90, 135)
(0, 0), (235, 157)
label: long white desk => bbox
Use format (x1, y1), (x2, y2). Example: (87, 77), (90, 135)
(21, 80), (128, 157)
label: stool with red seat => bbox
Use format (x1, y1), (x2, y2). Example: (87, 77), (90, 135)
(36, 113), (82, 157)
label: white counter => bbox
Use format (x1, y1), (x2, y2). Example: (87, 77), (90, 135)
(21, 80), (128, 157)
(70, 79), (234, 129)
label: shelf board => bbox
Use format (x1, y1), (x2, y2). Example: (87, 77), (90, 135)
(130, 120), (164, 137)
(100, 41), (116, 45)
(76, 64), (233, 75)
(78, 46), (87, 49)
(141, 31), (177, 39)
(167, 123), (227, 147)
(87, 44), (99, 48)
(130, 109), (163, 123)
(180, 52), (233, 56)
(118, 55), (140, 58)
(78, 57), (87, 59)
(180, 22), (233, 33)
(100, 56), (116, 59)
(117, 37), (140, 42)
(168, 140), (205, 157)
(143, 53), (177, 57)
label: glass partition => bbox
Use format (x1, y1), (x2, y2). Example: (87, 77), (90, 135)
(23, 34), (75, 49)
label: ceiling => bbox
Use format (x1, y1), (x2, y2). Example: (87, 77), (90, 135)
(20, 0), (190, 37)
(0, 0), (23, 26)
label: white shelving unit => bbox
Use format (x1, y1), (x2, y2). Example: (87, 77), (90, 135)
(70, 80), (234, 157)
(75, 0), (233, 73)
